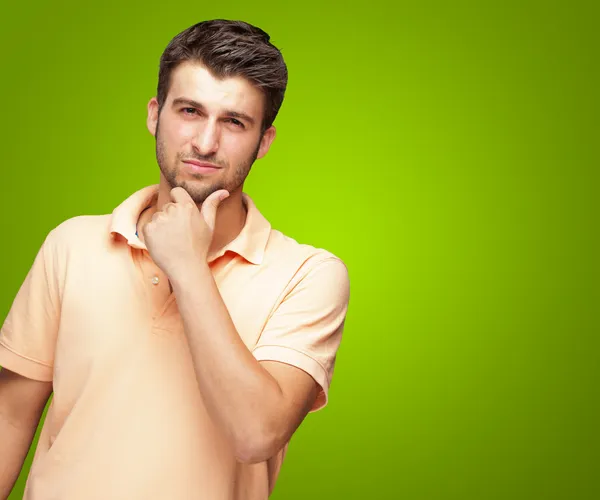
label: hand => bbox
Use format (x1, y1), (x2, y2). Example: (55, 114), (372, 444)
(143, 187), (229, 278)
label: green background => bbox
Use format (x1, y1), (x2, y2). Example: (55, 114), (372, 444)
(1, 1), (598, 498)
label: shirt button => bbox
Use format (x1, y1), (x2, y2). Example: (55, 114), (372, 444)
(151, 276), (160, 285)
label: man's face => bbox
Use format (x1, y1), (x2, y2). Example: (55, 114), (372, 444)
(147, 61), (276, 204)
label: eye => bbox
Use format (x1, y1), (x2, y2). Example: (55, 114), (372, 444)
(226, 118), (245, 129)
(181, 107), (197, 115)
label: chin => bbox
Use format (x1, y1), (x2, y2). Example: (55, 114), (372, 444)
(187, 183), (225, 204)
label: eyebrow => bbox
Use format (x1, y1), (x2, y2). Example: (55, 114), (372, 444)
(171, 97), (256, 126)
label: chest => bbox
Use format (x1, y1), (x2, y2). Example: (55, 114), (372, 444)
(51, 248), (297, 383)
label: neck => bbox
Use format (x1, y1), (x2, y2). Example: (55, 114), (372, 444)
(137, 180), (247, 256)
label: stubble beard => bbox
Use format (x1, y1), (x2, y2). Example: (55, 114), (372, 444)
(155, 119), (261, 205)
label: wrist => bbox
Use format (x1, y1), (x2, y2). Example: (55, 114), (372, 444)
(169, 261), (212, 290)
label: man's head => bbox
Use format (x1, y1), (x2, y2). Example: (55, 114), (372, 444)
(146, 20), (288, 204)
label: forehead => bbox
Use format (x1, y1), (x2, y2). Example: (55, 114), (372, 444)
(167, 62), (264, 117)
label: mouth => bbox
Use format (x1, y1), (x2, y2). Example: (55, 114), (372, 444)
(182, 160), (222, 174)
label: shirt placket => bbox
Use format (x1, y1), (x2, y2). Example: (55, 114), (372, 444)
(138, 254), (173, 323)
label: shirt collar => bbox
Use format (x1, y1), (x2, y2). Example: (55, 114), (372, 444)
(109, 185), (271, 265)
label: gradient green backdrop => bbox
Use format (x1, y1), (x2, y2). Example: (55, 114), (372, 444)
(1, 1), (598, 499)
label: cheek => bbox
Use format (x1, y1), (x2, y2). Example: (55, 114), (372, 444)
(221, 134), (259, 159)
(178, 122), (198, 139)
(163, 120), (195, 147)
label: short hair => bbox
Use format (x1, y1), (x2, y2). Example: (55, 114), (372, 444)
(157, 19), (288, 132)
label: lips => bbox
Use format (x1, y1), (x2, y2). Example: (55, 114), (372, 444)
(182, 160), (223, 176)
(182, 160), (222, 169)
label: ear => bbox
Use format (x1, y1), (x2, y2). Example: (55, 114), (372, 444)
(256, 126), (277, 160)
(147, 97), (160, 137)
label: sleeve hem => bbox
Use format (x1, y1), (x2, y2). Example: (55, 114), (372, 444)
(0, 339), (53, 382)
(252, 344), (330, 412)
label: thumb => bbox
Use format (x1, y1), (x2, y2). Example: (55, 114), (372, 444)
(201, 190), (230, 231)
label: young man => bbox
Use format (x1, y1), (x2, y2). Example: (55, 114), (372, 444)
(0, 19), (350, 500)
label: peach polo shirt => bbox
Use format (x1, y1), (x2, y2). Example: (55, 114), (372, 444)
(0, 185), (350, 500)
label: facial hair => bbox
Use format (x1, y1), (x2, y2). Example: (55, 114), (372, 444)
(155, 116), (261, 204)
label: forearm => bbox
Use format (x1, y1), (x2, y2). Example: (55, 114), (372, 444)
(0, 369), (52, 499)
(0, 411), (37, 499)
(170, 264), (284, 461)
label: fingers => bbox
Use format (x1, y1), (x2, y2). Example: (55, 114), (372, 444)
(170, 187), (195, 206)
(200, 190), (230, 231)
(161, 202), (176, 215)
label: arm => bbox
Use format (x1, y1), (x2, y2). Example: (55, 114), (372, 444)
(0, 368), (52, 499)
(172, 265), (319, 464)
(0, 229), (61, 497)
(143, 188), (349, 464)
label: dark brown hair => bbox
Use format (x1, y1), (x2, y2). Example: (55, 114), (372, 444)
(157, 20), (288, 132)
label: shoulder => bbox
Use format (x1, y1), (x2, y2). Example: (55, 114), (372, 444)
(44, 214), (113, 253)
(265, 229), (350, 296)
(266, 228), (346, 265)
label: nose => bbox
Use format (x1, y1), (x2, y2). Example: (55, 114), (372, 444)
(192, 119), (220, 157)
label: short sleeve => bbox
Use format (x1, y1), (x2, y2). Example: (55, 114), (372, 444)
(252, 257), (350, 413)
(0, 231), (61, 381)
